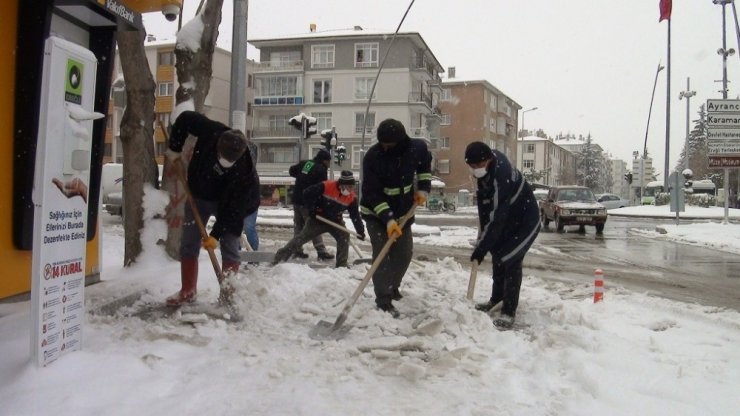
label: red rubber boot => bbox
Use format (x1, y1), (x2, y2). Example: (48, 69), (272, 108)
(166, 257), (198, 306)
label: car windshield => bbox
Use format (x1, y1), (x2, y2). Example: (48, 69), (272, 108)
(557, 189), (595, 202)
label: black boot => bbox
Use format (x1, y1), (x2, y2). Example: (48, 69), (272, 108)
(317, 251), (335, 261)
(377, 301), (400, 318)
(475, 299), (500, 312)
(392, 288), (403, 301)
(292, 251), (309, 259)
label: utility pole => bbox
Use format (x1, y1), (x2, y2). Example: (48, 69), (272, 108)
(714, 0), (733, 223)
(679, 78), (696, 171)
(229, 0), (248, 133)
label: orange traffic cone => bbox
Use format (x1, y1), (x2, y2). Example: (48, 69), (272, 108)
(593, 268), (604, 303)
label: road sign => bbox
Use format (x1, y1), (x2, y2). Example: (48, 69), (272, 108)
(706, 99), (740, 168)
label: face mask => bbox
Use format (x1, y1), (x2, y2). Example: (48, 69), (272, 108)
(469, 166), (488, 178)
(340, 188), (351, 196)
(218, 157), (235, 168)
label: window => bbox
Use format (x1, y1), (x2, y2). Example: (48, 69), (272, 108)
(440, 137), (450, 149)
(523, 160), (535, 169)
(355, 43), (378, 67)
(266, 145), (297, 163)
(158, 82), (174, 96)
(247, 74), (253, 88)
(269, 115), (291, 130)
(256, 76), (300, 97)
(313, 79), (332, 103)
(440, 88), (452, 101)
(311, 45), (335, 68)
(355, 112), (375, 134)
(311, 112), (332, 132)
(247, 103), (252, 116)
(440, 114), (452, 125)
(489, 93), (497, 111)
(489, 118), (496, 132)
(354, 78), (376, 100)
(526, 143), (536, 153)
(437, 159), (450, 174)
(157, 51), (174, 66)
(270, 51), (301, 65)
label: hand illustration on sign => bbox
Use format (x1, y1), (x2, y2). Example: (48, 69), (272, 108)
(52, 177), (88, 203)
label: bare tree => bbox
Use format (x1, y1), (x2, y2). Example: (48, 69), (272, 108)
(163, 0), (225, 259)
(115, 28), (160, 266)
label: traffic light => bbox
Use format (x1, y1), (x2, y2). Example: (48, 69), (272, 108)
(320, 128), (336, 151)
(289, 113), (318, 139)
(335, 144), (347, 166)
(624, 172), (633, 185)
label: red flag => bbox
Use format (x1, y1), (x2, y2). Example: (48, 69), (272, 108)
(659, 0), (672, 22)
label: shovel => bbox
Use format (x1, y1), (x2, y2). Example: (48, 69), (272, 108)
(466, 261), (478, 301)
(310, 204), (417, 340)
(314, 215), (372, 264)
(239, 233), (276, 263)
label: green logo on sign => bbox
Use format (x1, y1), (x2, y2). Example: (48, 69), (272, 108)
(65, 59), (83, 104)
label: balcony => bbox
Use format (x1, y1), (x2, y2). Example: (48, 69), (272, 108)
(253, 60), (304, 73)
(408, 91), (432, 107)
(252, 127), (300, 139)
(254, 96), (304, 106)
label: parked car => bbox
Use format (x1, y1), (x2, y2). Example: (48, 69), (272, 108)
(540, 186), (607, 233)
(596, 193), (630, 210)
(533, 189), (549, 207)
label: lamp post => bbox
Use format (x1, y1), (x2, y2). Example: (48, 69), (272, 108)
(714, 0), (736, 223)
(519, 106), (538, 170)
(678, 78), (696, 171)
(641, 63), (664, 204)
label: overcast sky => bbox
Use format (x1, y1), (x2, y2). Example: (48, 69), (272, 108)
(144, 0), (740, 178)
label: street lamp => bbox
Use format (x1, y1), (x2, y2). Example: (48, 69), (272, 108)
(519, 106), (538, 170)
(640, 62), (664, 204)
(678, 79), (696, 171)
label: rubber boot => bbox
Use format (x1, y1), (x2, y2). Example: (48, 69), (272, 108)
(166, 257), (198, 306)
(219, 261), (240, 305)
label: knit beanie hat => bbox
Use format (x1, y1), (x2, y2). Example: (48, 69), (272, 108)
(464, 141), (494, 164)
(376, 118), (409, 144)
(217, 129), (247, 162)
(338, 170), (355, 186)
(314, 149), (331, 162)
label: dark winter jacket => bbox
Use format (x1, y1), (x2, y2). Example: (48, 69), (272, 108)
(475, 149), (540, 266)
(169, 111), (260, 239)
(360, 137), (432, 224)
(304, 180), (365, 235)
(289, 156), (328, 205)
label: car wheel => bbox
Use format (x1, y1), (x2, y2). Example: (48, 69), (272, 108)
(555, 215), (564, 232)
(595, 223), (605, 234)
(541, 211), (550, 227)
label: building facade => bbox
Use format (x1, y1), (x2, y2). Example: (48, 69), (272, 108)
(436, 76), (520, 196)
(517, 136), (577, 187)
(248, 27), (444, 184)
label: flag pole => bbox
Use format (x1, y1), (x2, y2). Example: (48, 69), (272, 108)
(664, 17), (671, 192)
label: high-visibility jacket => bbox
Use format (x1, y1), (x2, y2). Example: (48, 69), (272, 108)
(360, 137), (432, 224)
(304, 180), (365, 235)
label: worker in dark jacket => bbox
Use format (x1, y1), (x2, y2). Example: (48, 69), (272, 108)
(166, 111), (260, 306)
(465, 141), (540, 329)
(360, 119), (432, 318)
(273, 171), (365, 268)
(288, 150), (334, 260)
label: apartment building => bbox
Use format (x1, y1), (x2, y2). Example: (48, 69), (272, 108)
(437, 73), (520, 196)
(248, 27), (444, 183)
(105, 37), (253, 165)
(517, 136), (577, 187)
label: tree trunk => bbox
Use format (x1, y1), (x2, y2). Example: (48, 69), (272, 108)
(163, 0), (224, 259)
(116, 28), (159, 266)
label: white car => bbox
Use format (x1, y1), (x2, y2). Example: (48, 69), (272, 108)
(596, 193), (630, 210)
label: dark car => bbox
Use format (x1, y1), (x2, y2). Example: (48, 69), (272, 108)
(540, 186), (607, 233)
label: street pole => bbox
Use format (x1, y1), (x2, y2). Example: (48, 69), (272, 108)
(679, 78), (695, 171)
(228, 0), (248, 132)
(642, 63), (664, 204)
(715, 0), (732, 223)
(664, 19), (672, 192)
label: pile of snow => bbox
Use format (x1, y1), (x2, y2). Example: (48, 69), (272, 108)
(611, 204), (740, 219)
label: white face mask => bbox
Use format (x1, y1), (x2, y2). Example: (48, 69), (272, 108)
(469, 166), (488, 178)
(218, 157), (235, 168)
(340, 188), (351, 196)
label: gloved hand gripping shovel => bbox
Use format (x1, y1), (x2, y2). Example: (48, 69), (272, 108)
(314, 215), (372, 265)
(309, 204), (417, 340)
(173, 159), (240, 318)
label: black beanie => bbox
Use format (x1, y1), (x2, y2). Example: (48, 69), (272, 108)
(376, 118), (409, 144)
(314, 149), (331, 162)
(217, 130), (247, 162)
(464, 141), (494, 164)
(338, 170), (355, 186)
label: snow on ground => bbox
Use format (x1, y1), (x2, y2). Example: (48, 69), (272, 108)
(1, 205), (740, 415)
(610, 204), (740, 219)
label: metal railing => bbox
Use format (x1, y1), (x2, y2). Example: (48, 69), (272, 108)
(408, 91), (432, 106)
(252, 60), (305, 73)
(252, 127), (299, 138)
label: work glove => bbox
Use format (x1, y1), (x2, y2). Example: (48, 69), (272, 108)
(470, 246), (486, 265)
(386, 220), (402, 240)
(202, 236), (218, 250)
(356, 231), (366, 241)
(415, 190), (429, 206)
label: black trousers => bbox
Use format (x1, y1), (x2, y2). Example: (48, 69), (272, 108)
(365, 217), (413, 306)
(488, 258), (523, 317)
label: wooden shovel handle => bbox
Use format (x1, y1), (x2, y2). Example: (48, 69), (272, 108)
(466, 261), (479, 301)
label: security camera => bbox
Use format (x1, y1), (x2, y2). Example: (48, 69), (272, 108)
(162, 4), (180, 22)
